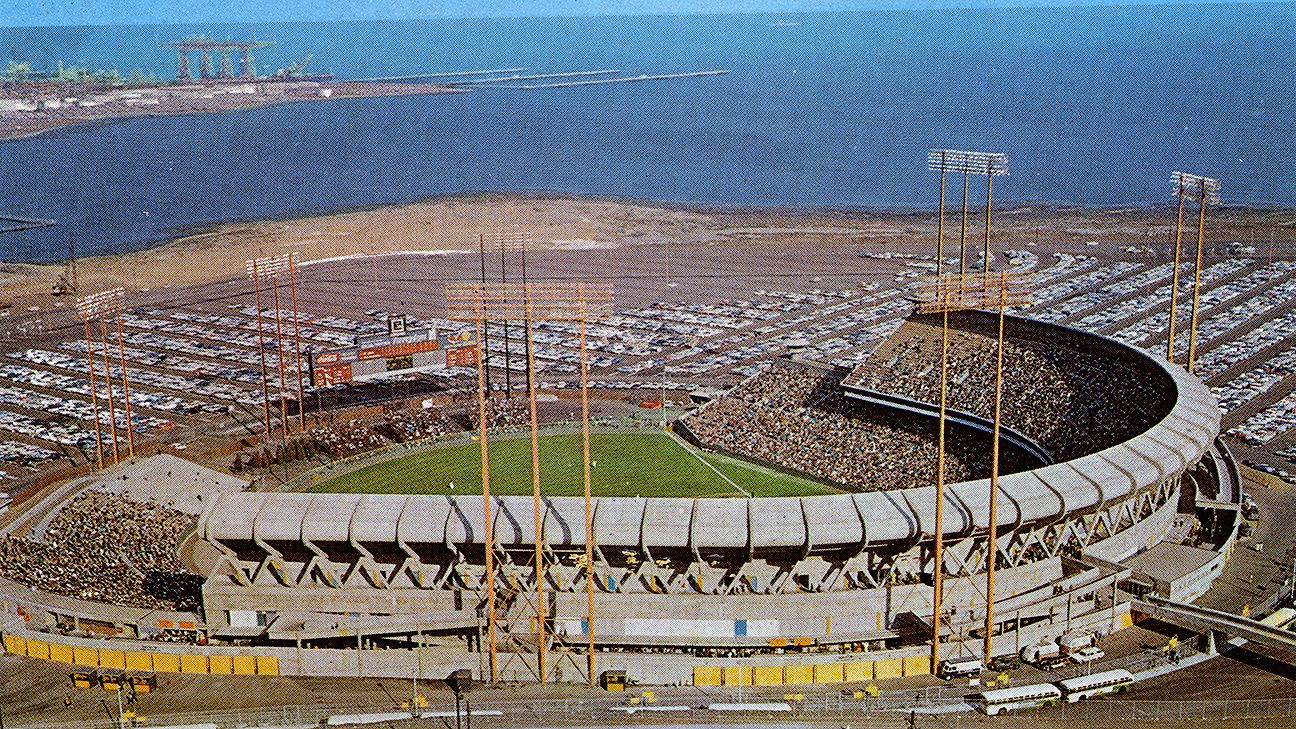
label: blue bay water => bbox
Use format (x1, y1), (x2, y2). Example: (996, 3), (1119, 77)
(0, 4), (1292, 262)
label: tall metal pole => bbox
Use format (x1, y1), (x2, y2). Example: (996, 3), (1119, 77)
(98, 318), (120, 465)
(251, 269), (273, 439)
(114, 311), (135, 458)
(1186, 192), (1208, 374)
(84, 318), (104, 469)
(474, 312), (498, 683)
(579, 287), (597, 685)
(931, 303), (949, 673)
(930, 153), (948, 673)
(983, 275), (1008, 661)
(287, 253), (307, 432)
(1166, 180), (1188, 363)
(479, 234), (492, 394)
(521, 244), (533, 392)
(499, 239), (512, 398)
(270, 275), (291, 440)
(524, 285), (547, 682)
(982, 171), (994, 273)
(936, 159), (947, 276)
(959, 171), (970, 278)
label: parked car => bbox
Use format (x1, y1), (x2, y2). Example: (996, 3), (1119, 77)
(1070, 646), (1105, 664)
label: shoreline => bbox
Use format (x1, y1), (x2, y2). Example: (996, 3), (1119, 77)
(0, 79), (462, 143)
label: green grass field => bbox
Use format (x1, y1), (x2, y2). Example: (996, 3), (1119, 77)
(310, 431), (838, 498)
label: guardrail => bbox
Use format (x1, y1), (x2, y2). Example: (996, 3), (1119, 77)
(12, 685), (1296, 729)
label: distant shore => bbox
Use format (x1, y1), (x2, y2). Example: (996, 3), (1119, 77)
(0, 192), (1289, 310)
(0, 78), (460, 142)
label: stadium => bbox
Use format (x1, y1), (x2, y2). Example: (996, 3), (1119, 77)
(181, 305), (1234, 684)
(1, 197), (1273, 711)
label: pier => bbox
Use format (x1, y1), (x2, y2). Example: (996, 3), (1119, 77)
(0, 216), (56, 234)
(352, 68), (528, 82)
(507, 69), (731, 89)
(457, 69), (621, 84)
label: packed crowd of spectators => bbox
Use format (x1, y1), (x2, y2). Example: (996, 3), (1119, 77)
(465, 396), (532, 431)
(845, 319), (1170, 460)
(234, 407), (461, 469)
(684, 362), (1018, 491)
(0, 490), (201, 611)
(230, 397), (542, 472)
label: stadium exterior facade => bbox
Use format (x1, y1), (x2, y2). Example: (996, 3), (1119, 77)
(195, 311), (1235, 681)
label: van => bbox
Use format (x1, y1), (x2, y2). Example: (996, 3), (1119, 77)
(937, 657), (983, 680)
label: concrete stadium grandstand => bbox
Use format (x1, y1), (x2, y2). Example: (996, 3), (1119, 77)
(186, 306), (1238, 684)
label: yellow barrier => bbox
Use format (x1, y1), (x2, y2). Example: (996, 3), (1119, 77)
(902, 655), (929, 677)
(784, 664), (813, 685)
(209, 655), (233, 674)
(232, 655), (257, 675)
(693, 666), (721, 686)
(179, 654), (208, 674)
(125, 652), (153, 671)
(814, 663), (844, 684)
(49, 642), (74, 664)
(844, 660), (873, 683)
(99, 649), (126, 669)
(153, 653), (181, 673)
(873, 658), (903, 680)
(722, 665), (751, 686)
(3, 634), (26, 655)
(25, 638), (50, 660)
(752, 665), (784, 686)
(2, 631), (280, 680)
(255, 655), (280, 676)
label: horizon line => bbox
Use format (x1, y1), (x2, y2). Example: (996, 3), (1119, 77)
(2, 0), (1292, 30)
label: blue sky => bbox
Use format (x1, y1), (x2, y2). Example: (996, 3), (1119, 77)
(3, 0), (1284, 27)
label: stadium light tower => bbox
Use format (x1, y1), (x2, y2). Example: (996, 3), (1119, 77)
(916, 270), (1033, 663)
(928, 150), (1009, 275)
(1169, 172), (1222, 374)
(77, 289), (132, 466)
(251, 254), (294, 440)
(448, 281), (614, 685)
(246, 258), (275, 442)
(282, 249), (307, 432)
(491, 230), (535, 399)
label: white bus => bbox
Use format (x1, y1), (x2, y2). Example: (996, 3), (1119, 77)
(975, 683), (1062, 716)
(1057, 668), (1135, 702)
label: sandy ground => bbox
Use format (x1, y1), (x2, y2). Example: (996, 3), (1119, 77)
(3, 193), (1292, 310)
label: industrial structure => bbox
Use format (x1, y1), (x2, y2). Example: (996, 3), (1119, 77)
(164, 38), (272, 81)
